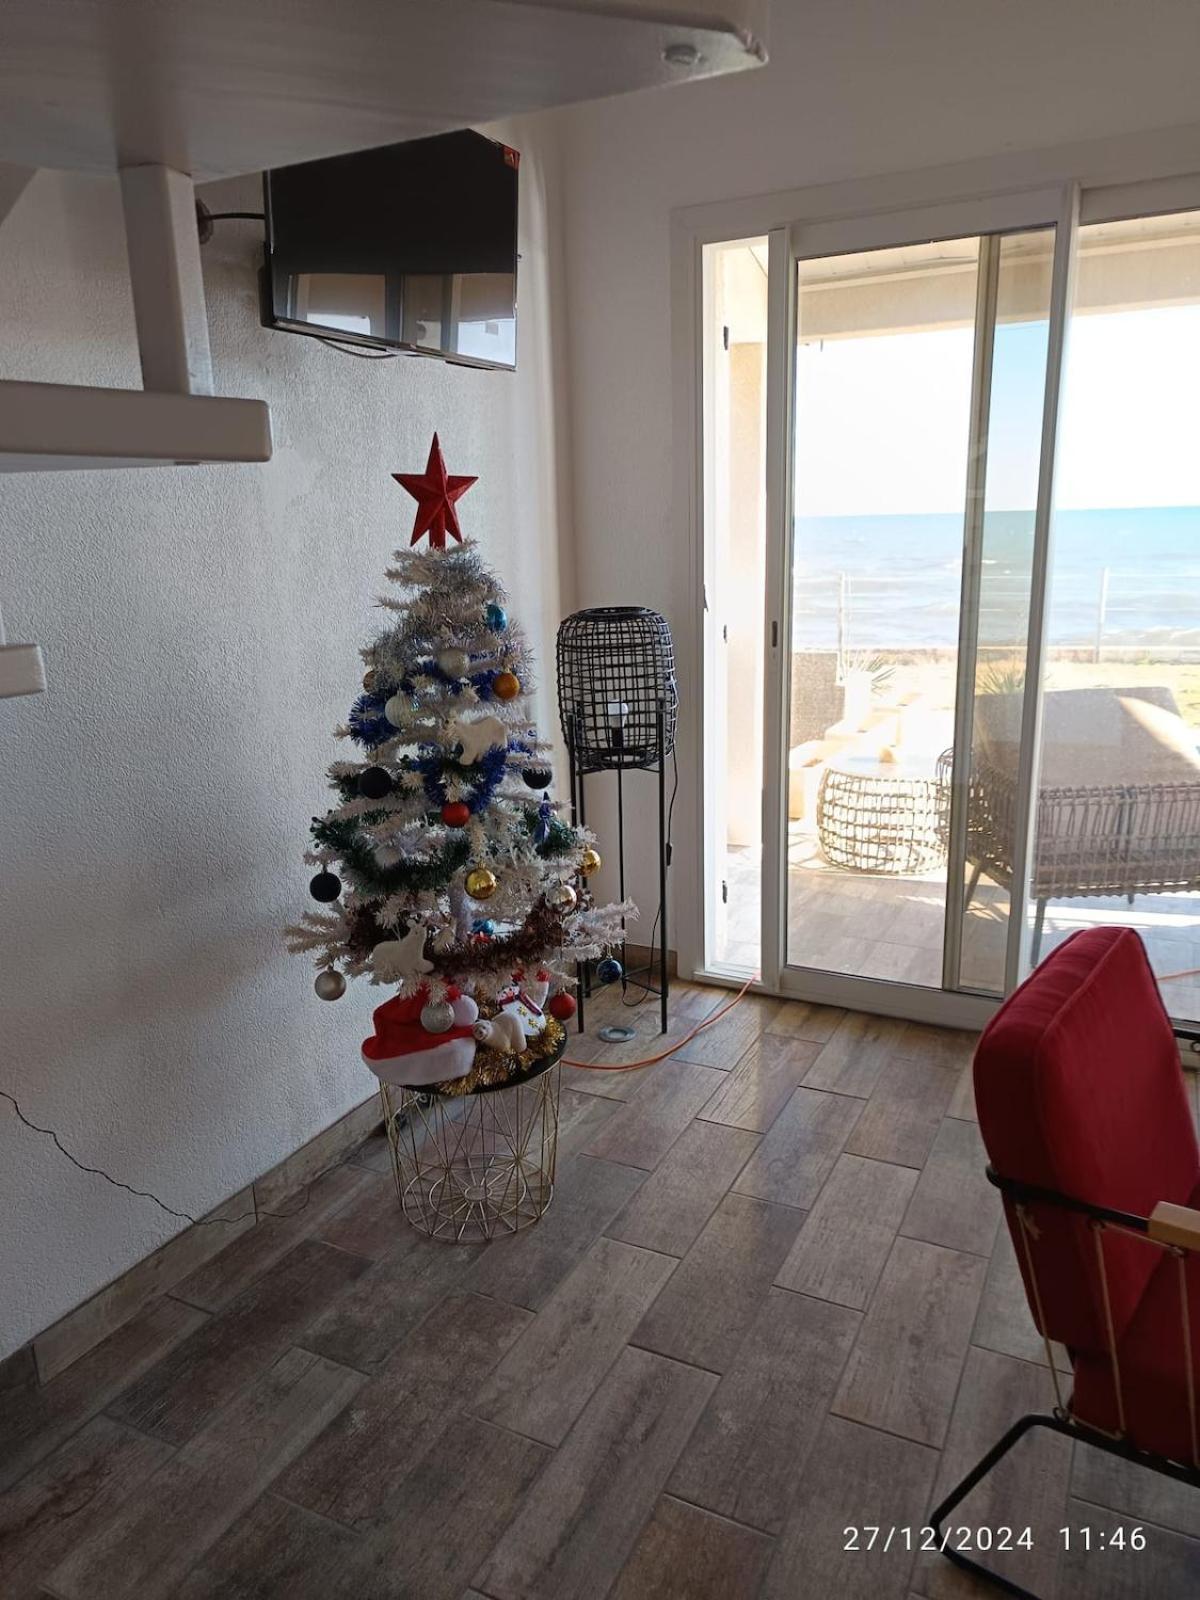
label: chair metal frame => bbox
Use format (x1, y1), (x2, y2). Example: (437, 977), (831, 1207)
(929, 1165), (1200, 1599)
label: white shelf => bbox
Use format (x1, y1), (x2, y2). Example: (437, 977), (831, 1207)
(0, 0), (765, 181)
(0, 381), (272, 472)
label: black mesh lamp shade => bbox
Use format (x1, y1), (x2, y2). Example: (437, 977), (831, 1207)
(556, 607), (677, 773)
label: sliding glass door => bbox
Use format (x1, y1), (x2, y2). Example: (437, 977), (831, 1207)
(700, 186), (1200, 1029)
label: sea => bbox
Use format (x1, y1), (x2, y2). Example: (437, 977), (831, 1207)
(792, 506), (1200, 654)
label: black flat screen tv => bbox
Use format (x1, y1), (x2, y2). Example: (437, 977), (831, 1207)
(263, 130), (518, 370)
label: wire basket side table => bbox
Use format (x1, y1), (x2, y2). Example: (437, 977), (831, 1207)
(378, 1048), (563, 1243)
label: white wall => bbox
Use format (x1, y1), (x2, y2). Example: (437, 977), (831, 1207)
(554, 0), (1200, 958)
(0, 118), (571, 1360)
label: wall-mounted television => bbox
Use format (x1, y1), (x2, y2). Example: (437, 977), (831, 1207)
(262, 130), (518, 370)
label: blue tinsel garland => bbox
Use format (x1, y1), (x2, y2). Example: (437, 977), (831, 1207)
(347, 693), (394, 748)
(420, 742), (510, 814)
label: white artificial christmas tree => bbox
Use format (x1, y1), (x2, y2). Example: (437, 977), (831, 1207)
(287, 436), (628, 1089)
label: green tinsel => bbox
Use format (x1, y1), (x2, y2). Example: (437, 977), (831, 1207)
(311, 814), (471, 895)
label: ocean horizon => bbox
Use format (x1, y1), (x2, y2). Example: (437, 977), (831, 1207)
(793, 505), (1200, 652)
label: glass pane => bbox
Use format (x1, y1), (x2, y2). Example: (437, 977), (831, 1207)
(958, 229), (1056, 993)
(703, 237), (768, 972)
(787, 237), (980, 984)
(1032, 209), (1200, 1024)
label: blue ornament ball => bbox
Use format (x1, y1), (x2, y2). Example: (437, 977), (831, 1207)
(485, 603), (508, 632)
(597, 957), (623, 986)
(471, 918), (496, 936)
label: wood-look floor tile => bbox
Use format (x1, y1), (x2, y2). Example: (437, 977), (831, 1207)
(33, 1186), (257, 1385)
(845, 1058), (960, 1170)
(348, 1127), (394, 1174)
(762, 1416), (938, 1599)
(173, 1494), (361, 1600)
(732, 1086), (862, 1210)
(476, 1347), (717, 1600)
(278, 1292), (531, 1531)
(555, 1085), (623, 1157)
(605, 1120), (760, 1258)
(312, 1170), (408, 1259)
(471, 1235), (676, 1445)
(834, 1236), (987, 1448)
(916, 1346), (1071, 1600)
(0, 1416), (173, 1599)
(610, 1494), (775, 1599)
(802, 1011), (909, 1099)
(107, 1239), (369, 1443)
(898, 1023), (978, 1073)
(0, 1296), (207, 1491)
(172, 1164), (371, 1312)
(774, 1154), (918, 1310)
(971, 1227), (1072, 1374)
(672, 994), (777, 1069)
(633, 1193), (805, 1373)
(581, 1061), (725, 1171)
(669, 1288), (861, 1535)
(945, 1065), (978, 1122)
(1058, 1500), (1200, 1598)
(353, 1415), (548, 1600)
(765, 998), (846, 1044)
(1072, 1438), (1200, 1539)
(299, 1228), (485, 1372)
(561, 1059), (647, 1101)
(698, 1035), (824, 1134)
(465, 1154), (645, 1310)
(50, 1347), (362, 1600)
(900, 1117), (999, 1258)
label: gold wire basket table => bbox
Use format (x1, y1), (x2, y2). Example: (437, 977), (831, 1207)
(378, 1034), (564, 1243)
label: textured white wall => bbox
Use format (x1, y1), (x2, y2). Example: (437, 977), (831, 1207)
(555, 0), (1200, 956)
(0, 120), (572, 1359)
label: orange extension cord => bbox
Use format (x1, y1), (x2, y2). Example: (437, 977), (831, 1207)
(562, 973), (759, 1073)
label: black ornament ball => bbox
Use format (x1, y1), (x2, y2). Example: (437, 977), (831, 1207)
(597, 957), (623, 985)
(522, 765), (552, 790)
(358, 766), (393, 801)
(310, 870), (342, 903)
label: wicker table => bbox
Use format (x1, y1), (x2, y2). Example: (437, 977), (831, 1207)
(817, 755), (948, 875)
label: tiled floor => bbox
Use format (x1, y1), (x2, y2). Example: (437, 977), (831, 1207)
(4, 982), (1200, 1598)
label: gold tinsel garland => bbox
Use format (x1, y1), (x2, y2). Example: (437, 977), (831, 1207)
(422, 1016), (566, 1098)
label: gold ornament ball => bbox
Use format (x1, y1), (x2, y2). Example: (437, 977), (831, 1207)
(492, 671), (521, 702)
(550, 882), (578, 911)
(579, 847), (602, 877)
(362, 668), (377, 692)
(314, 970), (346, 1001)
(465, 866), (498, 900)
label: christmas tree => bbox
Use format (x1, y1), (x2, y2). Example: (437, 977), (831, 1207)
(287, 435), (629, 1090)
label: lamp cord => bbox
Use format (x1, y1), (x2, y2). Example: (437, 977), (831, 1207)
(0, 1087), (345, 1227)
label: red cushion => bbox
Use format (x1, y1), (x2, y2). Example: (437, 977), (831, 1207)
(1072, 1181), (1200, 1462)
(974, 927), (1198, 1354)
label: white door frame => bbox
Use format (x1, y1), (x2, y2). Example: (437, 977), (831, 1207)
(672, 133), (1200, 1023)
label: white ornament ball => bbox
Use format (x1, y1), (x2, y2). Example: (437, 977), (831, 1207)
(314, 970), (346, 1001)
(421, 1000), (456, 1034)
(450, 994), (480, 1027)
(437, 647), (470, 679)
(383, 693), (408, 728)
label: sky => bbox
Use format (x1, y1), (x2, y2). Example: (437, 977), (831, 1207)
(793, 304), (1200, 516)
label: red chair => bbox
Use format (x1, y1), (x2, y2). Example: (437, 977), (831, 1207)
(930, 925), (1200, 1598)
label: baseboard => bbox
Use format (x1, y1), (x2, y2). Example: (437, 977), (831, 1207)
(23, 1092), (382, 1385)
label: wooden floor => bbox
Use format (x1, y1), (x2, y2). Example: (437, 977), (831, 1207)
(4, 981), (1200, 1598)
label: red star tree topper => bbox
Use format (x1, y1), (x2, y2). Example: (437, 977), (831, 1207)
(393, 433), (478, 549)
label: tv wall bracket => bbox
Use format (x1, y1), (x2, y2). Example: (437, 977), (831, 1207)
(0, 163), (272, 473)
